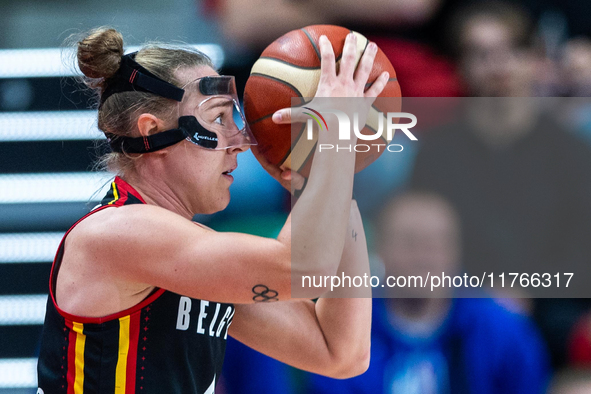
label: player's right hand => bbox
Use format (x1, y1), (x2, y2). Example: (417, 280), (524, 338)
(272, 33), (390, 124)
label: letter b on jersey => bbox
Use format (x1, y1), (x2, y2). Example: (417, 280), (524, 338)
(176, 296), (192, 330)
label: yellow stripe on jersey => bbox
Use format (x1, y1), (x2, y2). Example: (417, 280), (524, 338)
(115, 316), (131, 393)
(108, 181), (120, 205)
(72, 322), (86, 394)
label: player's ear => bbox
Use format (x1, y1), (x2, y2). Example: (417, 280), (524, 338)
(137, 113), (163, 137)
(136, 114), (173, 157)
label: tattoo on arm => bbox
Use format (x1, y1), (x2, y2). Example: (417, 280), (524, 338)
(352, 229), (357, 242)
(252, 284), (279, 302)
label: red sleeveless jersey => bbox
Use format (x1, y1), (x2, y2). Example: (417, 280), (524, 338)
(37, 176), (234, 393)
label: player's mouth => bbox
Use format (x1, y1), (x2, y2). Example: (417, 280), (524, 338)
(222, 167), (236, 181)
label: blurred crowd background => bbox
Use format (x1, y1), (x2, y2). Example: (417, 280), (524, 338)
(1, 0), (591, 392)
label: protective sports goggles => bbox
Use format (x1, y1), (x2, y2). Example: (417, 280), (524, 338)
(104, 52), (256, 153)
(176, 76), (256, 150)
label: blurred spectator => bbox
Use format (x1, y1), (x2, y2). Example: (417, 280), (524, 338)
(446, 0), (536, 96)
(410, 101), (591, 279)
(560, 38), (591, 97)
(441, 1), (591, 98)
(306, 191), (550, 394)
(555, 39), (591, 142)
(409, 0), (591, 367)
(548, 369), (591, 394)
(371, 37), (464, 97)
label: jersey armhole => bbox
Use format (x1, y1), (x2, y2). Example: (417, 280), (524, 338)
(48, 204), (165, 324)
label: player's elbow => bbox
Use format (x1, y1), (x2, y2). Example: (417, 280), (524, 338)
(338, 351), (370, 379)
(325, 345), (371, 379)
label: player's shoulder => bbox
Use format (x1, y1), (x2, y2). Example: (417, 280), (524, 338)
(76, 203), (172, 229)
(69, 203), (204, 248)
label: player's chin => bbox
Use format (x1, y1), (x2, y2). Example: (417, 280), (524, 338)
(212, 190), (232, 214)
(201, 200), (230, 215)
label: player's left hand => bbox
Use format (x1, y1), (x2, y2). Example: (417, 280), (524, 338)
(279, 167), (306, 196)
(251, 144), (305, 195)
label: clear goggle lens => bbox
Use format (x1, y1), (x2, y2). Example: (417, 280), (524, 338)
(178, 76), (256, 150)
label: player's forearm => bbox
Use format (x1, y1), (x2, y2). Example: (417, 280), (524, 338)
(314, 298), (371, 378)
(280, 116), (356, 280)
(229, 297), (369, 379)
(314, 200), (372, 378)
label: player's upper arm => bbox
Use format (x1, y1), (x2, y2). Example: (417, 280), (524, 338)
(71, 204), (295, 304)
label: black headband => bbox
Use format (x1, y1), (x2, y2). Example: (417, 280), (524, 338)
(100, 55), (235, 153)
(99, 52), (185, 107)
(105, 116), (218, 153)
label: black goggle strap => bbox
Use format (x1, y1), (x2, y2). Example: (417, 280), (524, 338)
(106, 129), (186, 154)
(100, 52), (185, 107)
(106, 116), (218, 153)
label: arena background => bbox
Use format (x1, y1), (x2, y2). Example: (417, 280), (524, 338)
(1, 0), (591, 392)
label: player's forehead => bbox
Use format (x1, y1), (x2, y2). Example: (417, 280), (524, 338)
(174, 66), (221, 110)
(177, 65), (219, 89)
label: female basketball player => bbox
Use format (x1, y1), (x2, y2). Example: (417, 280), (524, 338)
(37, 27), (389, 393)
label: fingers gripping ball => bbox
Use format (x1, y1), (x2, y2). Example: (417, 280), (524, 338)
(243, 24), (401, 177)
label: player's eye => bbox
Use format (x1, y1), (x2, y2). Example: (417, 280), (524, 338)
(214, 115), (223, 125)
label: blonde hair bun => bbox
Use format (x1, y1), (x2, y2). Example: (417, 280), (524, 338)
(77, 27), (124, 79)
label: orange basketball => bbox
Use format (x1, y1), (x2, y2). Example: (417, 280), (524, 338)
(243, 24), (401, 177)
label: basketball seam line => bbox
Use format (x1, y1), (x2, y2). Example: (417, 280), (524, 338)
(258, 56), (322, 70)
(260, 54), (345, 69)
(247, 112), (273, 126)
(302, 31), (348, 64)
(249, 72), (304, 98)
(282, 122), (307, 165)
(299, 140), (318, 172)
(283, 123), (317, 171)
(364, 120), (388, 141)
(246, 73), (306, 127)
(301, 27), (321, 62)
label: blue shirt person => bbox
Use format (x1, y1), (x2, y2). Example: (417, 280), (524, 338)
(307, 296), (550, 394)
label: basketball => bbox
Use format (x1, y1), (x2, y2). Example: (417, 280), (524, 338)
(243, 24), (401, 177)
